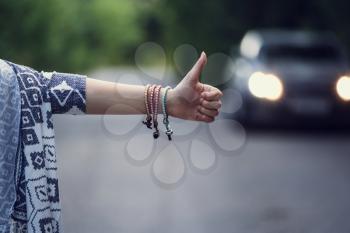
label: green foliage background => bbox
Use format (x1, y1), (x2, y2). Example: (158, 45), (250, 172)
(0, 0), (143, 72)
(1, 0), (350, 72)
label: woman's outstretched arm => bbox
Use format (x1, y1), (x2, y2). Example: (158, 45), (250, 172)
(86, 80), (157, 115)
(86, 52), (223, 122)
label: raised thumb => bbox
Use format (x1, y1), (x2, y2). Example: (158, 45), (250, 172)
(188, 51), (207, 83)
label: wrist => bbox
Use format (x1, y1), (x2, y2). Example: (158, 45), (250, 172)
(166, 89), (177, 117)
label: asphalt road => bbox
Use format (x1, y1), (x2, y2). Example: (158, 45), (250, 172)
(54, 68), (350, 233)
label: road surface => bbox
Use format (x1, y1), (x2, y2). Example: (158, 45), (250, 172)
(54, 68), (350, 233)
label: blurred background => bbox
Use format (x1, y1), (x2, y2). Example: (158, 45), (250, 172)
(3, 0), (350, 232)
(2, 0), (350, 72)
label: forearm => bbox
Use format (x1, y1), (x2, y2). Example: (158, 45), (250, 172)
(86, 78), (175, 115)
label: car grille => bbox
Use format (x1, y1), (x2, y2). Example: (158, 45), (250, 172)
(284, 81), (334, 99)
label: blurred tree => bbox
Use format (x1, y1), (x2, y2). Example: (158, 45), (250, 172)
(0, 0), (143, 72)
(1, 0), (350, 72)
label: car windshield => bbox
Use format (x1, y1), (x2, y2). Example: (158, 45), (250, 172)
(262, 44), (342, 62)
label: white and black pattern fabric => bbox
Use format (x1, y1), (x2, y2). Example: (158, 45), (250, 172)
(47, 72), (86, 115)
(0, 60), (21, 233)
(0, 60), (86, 233)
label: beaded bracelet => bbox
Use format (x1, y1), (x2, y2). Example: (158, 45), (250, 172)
(161, 86), (173, 140)
(142, 84), (152, 129)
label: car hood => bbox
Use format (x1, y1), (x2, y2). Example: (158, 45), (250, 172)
(264, 61), (348, 84)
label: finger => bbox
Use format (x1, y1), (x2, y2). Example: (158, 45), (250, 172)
(203, 85), (223, 96)
(188, 52), (207, 83)
(195, 82), (205, 93)
(201, 90), (223, 101)
(201, 100), (222, 110)
(196, 113), (214, 123)
(198, 106), (219, 118)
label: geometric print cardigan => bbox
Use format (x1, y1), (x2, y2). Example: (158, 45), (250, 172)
(1, 60), (86, 233)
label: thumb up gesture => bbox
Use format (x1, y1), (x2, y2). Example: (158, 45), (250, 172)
(168, 52), (223, 122)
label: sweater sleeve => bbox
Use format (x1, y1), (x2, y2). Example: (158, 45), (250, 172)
(43, 71), (86, 114)
(7, 61), (87, 115)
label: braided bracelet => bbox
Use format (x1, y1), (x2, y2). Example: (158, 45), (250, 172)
(142, 84), (152, 129)
(152, 85), (162, 139)
(143, 84), (174, 140)
(149, 84), (156, 121)
(149, 85), (157, 136)
(162, 86), (173, 141)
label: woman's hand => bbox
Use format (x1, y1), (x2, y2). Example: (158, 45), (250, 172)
(86, 51), (222, 121)
(167, 52), (223, 122)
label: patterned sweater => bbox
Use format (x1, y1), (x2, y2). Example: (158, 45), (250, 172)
(6, 61), (86, 233)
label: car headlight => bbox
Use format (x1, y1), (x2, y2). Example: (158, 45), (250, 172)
(248, 72), (284, 101)
(336, 76), (350, 101)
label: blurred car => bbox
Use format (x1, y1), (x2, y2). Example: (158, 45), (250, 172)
(227, 29), (350, 126)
